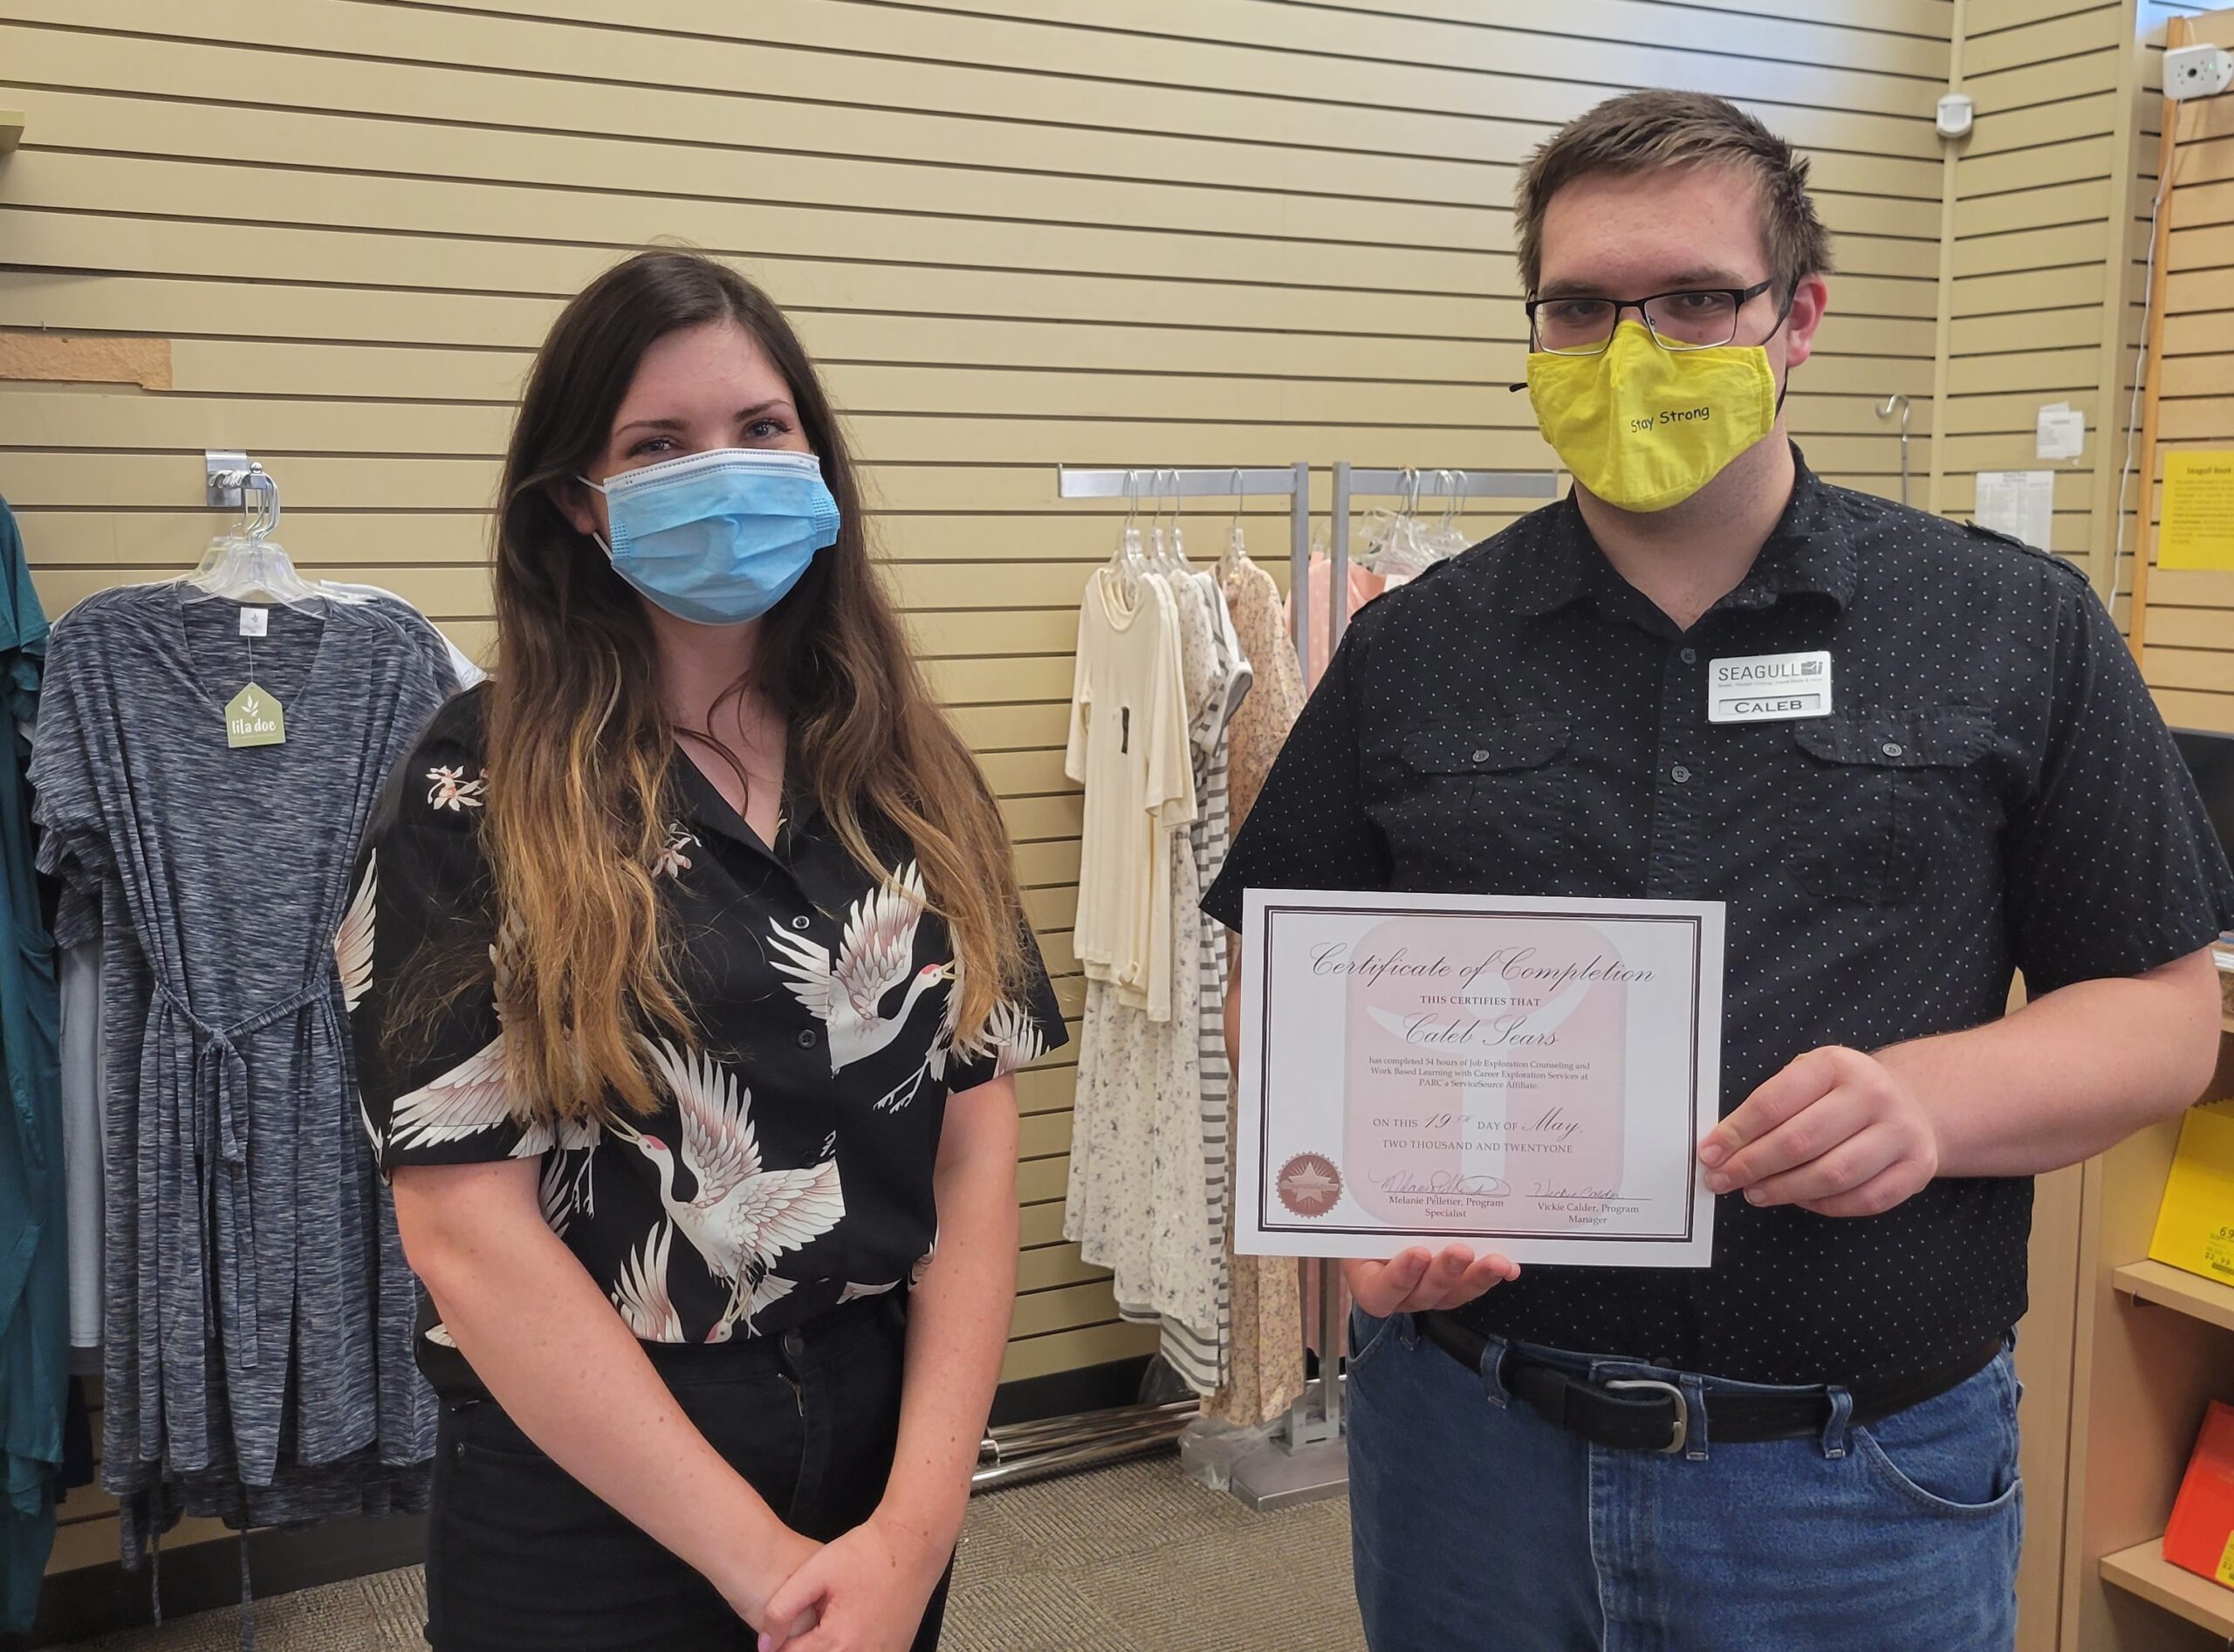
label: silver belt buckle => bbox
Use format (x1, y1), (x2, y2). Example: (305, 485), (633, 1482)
(1606, 1377), (1689, 1454)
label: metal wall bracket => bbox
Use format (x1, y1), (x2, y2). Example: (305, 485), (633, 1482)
(205, 449), (251, 508)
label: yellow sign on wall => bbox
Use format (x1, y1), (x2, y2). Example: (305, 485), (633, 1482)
(2160, 452), (2234, 571)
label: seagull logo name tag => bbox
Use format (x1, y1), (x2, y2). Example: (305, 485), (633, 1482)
(1707, 651), (1833, 724)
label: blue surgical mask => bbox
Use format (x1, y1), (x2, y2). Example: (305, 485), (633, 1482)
(584, 448), (841, 627)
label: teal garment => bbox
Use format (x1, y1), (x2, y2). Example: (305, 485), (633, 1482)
(0, 497), (61, 1634)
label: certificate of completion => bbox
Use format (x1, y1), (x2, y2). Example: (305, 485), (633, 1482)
(1235, 889), (1724, 1267)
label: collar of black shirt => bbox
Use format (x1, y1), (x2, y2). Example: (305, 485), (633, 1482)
(663, 746), (923, 887)
(1511, 444), (1859, 623)
(667, 744), (824, 863)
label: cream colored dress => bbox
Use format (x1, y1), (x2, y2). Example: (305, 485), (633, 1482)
(1066, 571), (1220, 1358)
(1064, 568), (1196, 1022)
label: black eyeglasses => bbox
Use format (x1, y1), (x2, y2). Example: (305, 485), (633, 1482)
(1525, 278), (1780, 355)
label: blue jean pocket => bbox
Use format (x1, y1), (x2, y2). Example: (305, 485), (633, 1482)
(1347, 1306), (1404, 1381)
(1853, 1354), (2021, 1518)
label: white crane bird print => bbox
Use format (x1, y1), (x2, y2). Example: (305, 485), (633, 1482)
(380, 947), (600, 1163)
(343, 882), (596, 1164)
(337, 853), (383, 1152)
(872, 957), (1053, 1114)
(769, 860), (954, 1073)
(609, 1038), (845, 1339)
(384, 1028), (598, 1161)
(708, 1263), (798, 1344)
(336, 852), (377, 1015)
(611, 1224), (685, 1342)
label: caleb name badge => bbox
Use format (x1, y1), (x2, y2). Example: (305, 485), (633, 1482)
(1707, 651), (1833, 724)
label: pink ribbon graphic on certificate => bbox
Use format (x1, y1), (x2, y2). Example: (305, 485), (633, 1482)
(1342, 915), (1629, 1231)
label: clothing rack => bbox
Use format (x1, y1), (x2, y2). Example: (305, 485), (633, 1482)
(981, 463), (1311, 1486)
(1218, 462), (1557, 1512)
(1326, 464), (1561, 648)
(1038, 463), (1561, 1510)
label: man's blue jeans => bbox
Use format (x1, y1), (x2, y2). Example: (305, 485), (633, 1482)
(1347, 1310), (2022, 1651)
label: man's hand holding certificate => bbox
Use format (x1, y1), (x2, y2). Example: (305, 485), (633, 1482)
(1235, 889), (1725, 1268)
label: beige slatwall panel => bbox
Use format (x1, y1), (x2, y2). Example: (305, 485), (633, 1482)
(1937, 30), (2146, 1636)
(1939, 0), (2141, 592)
(0, 0), (1950, 1575)
(2126, 4), (2234, 732)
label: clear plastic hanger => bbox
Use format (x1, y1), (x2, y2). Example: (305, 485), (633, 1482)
(1219, 468), (1248, 579)
(1159, 468), (1190, 572)
(1422, 470), (1472, 561)
(181, 466), (324, 610)
(1108, 469), (1151, 602)
(1140, 469), (1163, 572)
(1361, 468), (1433, 576)
(1355, 511), (1387, 570)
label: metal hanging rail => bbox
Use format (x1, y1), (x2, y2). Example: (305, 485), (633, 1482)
(1057, 463), (1318, 676)
(1326, 464), (1561, 648)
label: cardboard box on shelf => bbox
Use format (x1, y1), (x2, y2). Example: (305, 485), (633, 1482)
(2150, 1097), (2234, 1289)
(2166, 1402), (2234, 1590)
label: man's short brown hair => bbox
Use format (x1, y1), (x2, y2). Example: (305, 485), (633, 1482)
(1515, 91), (1833, 298)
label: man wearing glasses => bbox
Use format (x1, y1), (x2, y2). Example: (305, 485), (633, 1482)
(1206, 90), (2232, 1649)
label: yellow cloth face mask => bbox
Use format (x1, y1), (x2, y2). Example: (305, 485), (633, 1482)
(1526, 322), (1778, 514)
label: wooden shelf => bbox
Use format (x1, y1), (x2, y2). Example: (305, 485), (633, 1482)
(2100, 1541), (2234, 1638)
(2115, 1259), (2234, 1334)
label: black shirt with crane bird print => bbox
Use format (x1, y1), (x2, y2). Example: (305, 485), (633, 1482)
(346, 687), (1066, 1397)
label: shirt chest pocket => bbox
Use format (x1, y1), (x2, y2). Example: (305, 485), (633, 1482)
(1388, 717), (1578, 891)
(1788, 709), (2002, 906)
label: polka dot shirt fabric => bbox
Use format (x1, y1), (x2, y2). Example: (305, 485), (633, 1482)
(1203, 450), (2234, 1387)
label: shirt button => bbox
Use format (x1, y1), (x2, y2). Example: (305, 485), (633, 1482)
(1472, 749), (1491, 764)
(781, 1329), (806, 1359)
(1679, 648), (1697, 665)
(1881, 742), (1905, 758)
(791, 915), (811, 931)
(797, 1028), (819, 1050)
(1670, 765), (1692, 784)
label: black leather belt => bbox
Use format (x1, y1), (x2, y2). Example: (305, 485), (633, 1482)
(1418, 1313), (2002, 1453)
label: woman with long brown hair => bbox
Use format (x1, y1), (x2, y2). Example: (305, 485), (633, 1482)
(346, 249), (1063, 1651)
